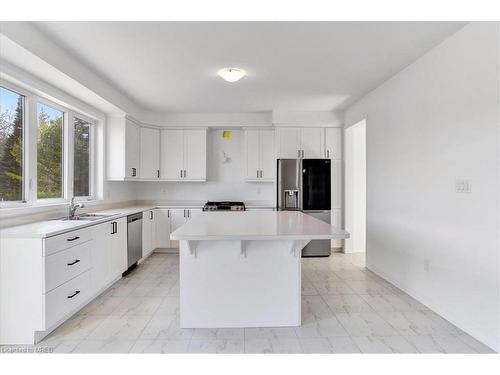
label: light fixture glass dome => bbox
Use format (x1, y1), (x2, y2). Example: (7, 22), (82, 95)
(217, 67), (246, 83)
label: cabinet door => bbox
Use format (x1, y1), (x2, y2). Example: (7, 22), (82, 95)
(331, 159), (342, 209)
(142, 210), (154, 257)
(331, 209), (343, 249)
(109, 218), (127, 278)
(169, 209), (188, 248)
(277, 128), (300, 158)
(184, 130), (207, 180)
(161, 129), (184, 180)
(259, 130), (275, 180)
(125, 120), (141, 178)
(186, 208), (202, 220)
(325, 128), (341, 159)
(300, 128), (324, 158)
(90, 223), (110, 293)
(155, 209), (171, 249)
(140, 127), (160, 179)
(244, 130), (260, 180)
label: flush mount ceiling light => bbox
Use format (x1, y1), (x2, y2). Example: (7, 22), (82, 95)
(217, 67), (246, 83)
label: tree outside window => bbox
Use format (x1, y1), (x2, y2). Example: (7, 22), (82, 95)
(0, 86), (24, 202)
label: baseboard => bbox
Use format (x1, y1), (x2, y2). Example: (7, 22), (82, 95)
(367, 263), (498, 352)
(154, 248), (179, 254)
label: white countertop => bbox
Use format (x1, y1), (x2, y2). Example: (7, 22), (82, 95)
(0, 205), (155, 239)
(0, 202), (277, 239)
(170, 211), (349, 241)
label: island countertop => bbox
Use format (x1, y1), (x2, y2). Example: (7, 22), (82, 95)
(170, 210), (349, 241)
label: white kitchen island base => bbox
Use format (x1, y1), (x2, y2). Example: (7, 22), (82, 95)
(171, 211), (349, 329)
(179, 239), (309, 328)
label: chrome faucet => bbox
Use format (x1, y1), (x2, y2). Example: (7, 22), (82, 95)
(69, 197), (85, 219)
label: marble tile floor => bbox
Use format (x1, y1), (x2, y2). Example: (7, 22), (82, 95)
(2, 252), (495, 354)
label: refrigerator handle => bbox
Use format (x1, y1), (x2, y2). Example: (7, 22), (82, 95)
(298, 159), (303, 211)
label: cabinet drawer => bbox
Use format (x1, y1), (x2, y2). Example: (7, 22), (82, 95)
(44, 241), (92, 292)
(44, 227), (93, 256)
(45, 270), (91, 329)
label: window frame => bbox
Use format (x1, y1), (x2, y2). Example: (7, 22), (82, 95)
(0, 80), (30, 208)
(0, 78), (98, 209)
(70, 112), (96, 201)
(35, 98), (67, 203)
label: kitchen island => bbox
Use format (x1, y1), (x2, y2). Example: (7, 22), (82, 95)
(170, 210), (349, 328)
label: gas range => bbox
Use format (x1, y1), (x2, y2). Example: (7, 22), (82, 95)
(202, 201), (246, 211)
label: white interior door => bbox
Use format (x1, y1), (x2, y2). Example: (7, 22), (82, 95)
(161, 129), (184, 180)
(300, 128), (324, 158)
(184, 130), (206, 180)
(277, 128), (300, 158)
(345, 120), (366, 253)
(259, 129), (275, 180)
(140, 127), (160, 179)
(245, 130), (260, 180)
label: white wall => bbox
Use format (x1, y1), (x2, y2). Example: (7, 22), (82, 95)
(344, 22), (499, 351)
(135, 129), (275, 202)
(344, 120), (366, 253)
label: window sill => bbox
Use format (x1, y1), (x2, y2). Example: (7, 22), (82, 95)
(0, 199), (103, 220)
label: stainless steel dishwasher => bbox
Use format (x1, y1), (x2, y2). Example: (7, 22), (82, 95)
(127, 212), (143, 270)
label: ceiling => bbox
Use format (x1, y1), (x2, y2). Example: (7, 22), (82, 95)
(31, 22), (466, 113)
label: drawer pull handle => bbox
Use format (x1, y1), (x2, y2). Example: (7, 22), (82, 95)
(67, 236), (80, 242)
(67, 290), (81, 299)
(67, 259), (81, 266)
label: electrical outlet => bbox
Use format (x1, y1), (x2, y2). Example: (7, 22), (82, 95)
(455, 179), (472, 194)
(423, 259), (430, 272)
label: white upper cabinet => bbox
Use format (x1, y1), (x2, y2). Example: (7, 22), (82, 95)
(107, 116), (141, 180)
(161, 129), (207, 181)
(244, 128), (275, 181)
(184, 130), (207, 180)
(276, 127), (324, 159)
(161, 129), (184, 180)
(140, 127), (160, 179)
(300, 128), (324, 158)
(325, 127), (342, 159)
(276, 127), (301, 158)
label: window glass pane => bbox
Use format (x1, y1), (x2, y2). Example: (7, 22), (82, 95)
(0, 87), (24, 202)
(37, 103), (63, 199)
(73, 117), (91, 197)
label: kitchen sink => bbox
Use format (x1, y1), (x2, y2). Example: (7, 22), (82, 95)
(55, 213), (118, 221)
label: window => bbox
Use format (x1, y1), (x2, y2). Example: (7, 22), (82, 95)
(0, 80), (99, 208)
(37, 102), (64, 199)
(0, 86), (25, 202)
(73, 117), (92, 197)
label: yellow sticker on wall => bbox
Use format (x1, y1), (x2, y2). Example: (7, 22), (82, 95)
(222, 130), (231, 139)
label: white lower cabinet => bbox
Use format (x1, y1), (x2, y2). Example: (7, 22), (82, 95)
(168, 208), (202, 249)
(142, 209), (156, 258)
(155, 209), (171, 249)
(45, 271), (91, 329)
(0, 217), (128, 345)
(331, 209), (343, 249)
(169, 209), (187, 249)
(109, 218), (128, 277)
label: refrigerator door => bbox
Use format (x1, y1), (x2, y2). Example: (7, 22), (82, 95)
(302, 211), (331, 257)
(302, 159), (331, 211)
(277, 159), (302, 210)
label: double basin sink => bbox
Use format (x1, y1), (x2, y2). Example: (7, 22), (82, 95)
(55, 213), (118, 221)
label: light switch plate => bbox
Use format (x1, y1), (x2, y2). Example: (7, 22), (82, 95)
(455, 179), (472, 194)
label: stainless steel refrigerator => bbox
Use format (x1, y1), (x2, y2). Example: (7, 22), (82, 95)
(277, 159), (331, 257)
